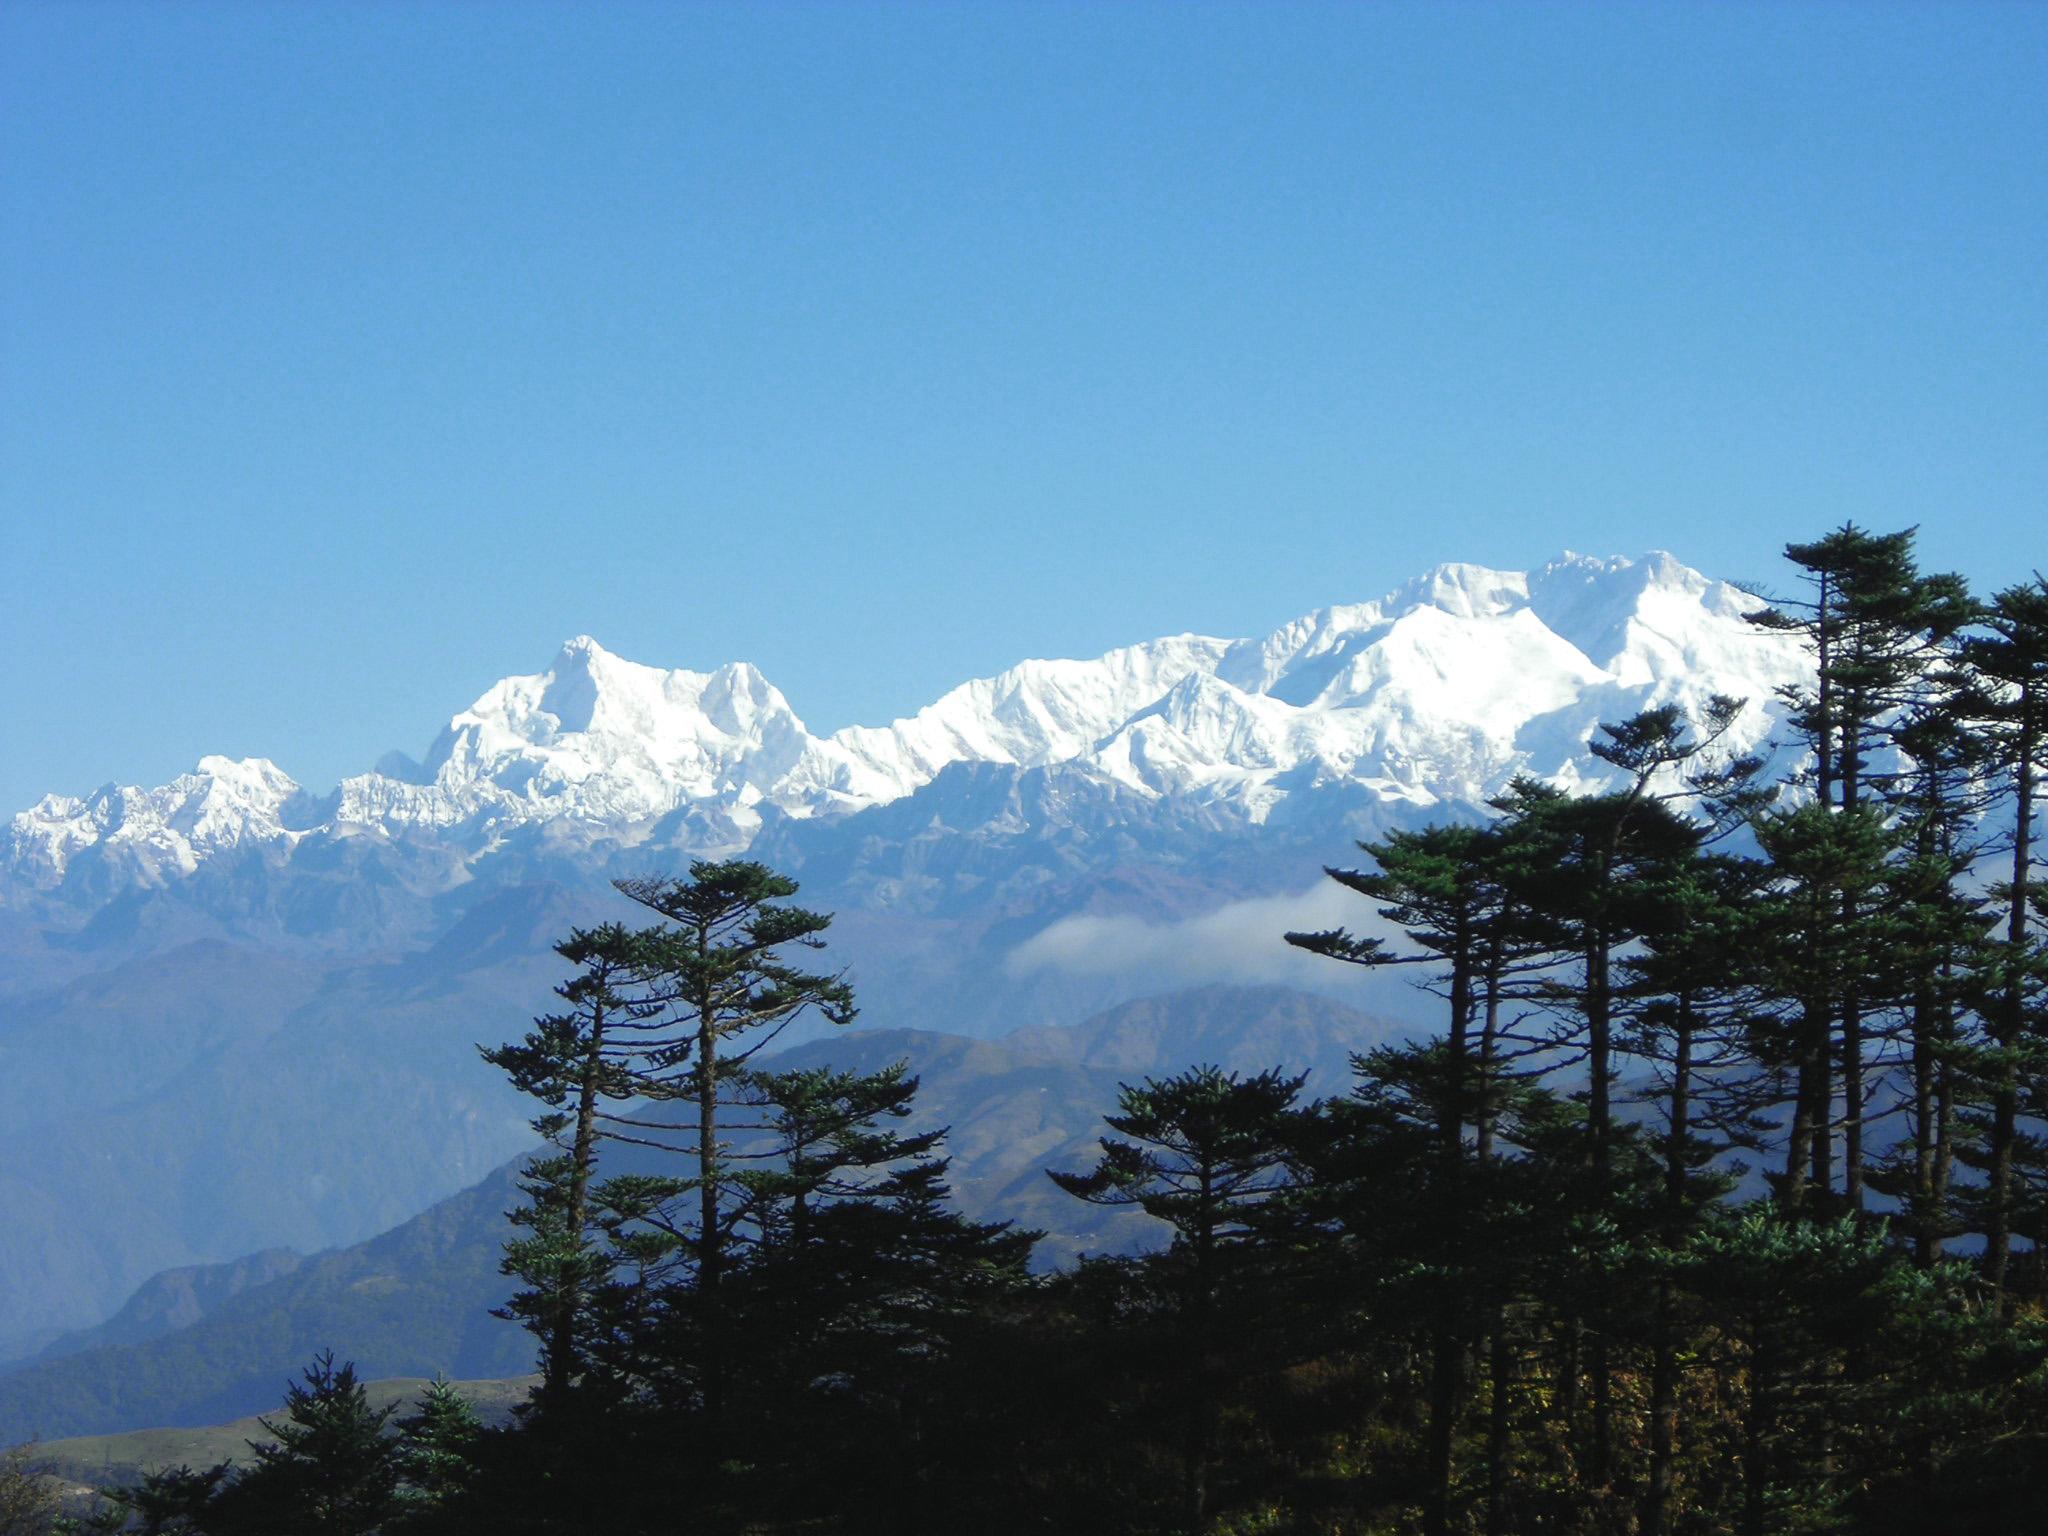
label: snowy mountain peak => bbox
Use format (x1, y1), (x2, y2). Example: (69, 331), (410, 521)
(1379, 560), (1532, 622)
(3, 756), (309, 888)
(6, 552), (1812, 898)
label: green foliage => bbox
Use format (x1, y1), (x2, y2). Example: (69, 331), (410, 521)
(481, 923), (657, 1404)
(213, 1352), (400, 1536)
(104, 1462), (228, 1535)
(1050, 1065), (1308, 1253)
(0, 1445), (61, 1536)
(390, 1378), (483, 1522)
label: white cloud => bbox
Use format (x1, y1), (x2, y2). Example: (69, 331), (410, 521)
(1003, 880), (1431, 1022)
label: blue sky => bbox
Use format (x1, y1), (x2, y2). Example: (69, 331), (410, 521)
(3, 2), (2043, 811)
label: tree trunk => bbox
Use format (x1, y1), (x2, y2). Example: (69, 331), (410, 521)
(1815, 571), (1836, 811)
(1934, 1041), (1956, 1235)
(1643, 990), (1694, 1531)
(1588, 924), (1613, 1187)
(1585, 918), (1615, 1491)
(1785, 1024), (1817, 1214)
(1558, 1321), (1582, 1476)
(1986, 710), (2036, 1302)
(1841, 990), (1865, 1213)
(1910, 989), (1936, 1264)
(1426, 1319), (1459, 1536)
(696, 917), (726, 1432)
(1838, 725), (1864, 1215)
(1811, 989), (1835, 1207)
(1742, 1322), (1771, 1536)
(1642, 1293), (1678, 1536)
(1476, 942), (1504, 1164)
(1486, 1313), (1514, 1536)
(1589, 1338), (1614, 1492)
(547, 993), (608, 1404)
(1185, 1171), (1217, 1532)
(1447, 915), (1474, 1159)
(1667, 991), (1694, 1206)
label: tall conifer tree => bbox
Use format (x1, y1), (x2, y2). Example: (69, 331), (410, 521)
(1956, 578), (2048, 1297)
(481, 923), (658, 1405)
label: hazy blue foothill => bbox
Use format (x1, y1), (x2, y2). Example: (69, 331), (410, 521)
(0, 1164), (534, 1444)
(0, 985), (1392, 1443)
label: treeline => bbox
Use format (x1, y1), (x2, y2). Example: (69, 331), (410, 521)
(56, 526), (2048, 1534)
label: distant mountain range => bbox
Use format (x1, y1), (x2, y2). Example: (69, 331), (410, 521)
(0, 552), (1807, 1349)
(6, 552), (1800, 908)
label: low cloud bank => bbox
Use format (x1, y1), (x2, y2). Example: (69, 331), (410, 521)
(1003, 881), (1430, 1023)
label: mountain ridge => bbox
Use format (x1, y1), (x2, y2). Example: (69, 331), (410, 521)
(4, 551), (1805, 905)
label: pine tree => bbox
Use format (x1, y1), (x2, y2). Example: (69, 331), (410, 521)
(606, 860), (857, 1435)
(392, 1377), (484, 1524)
(1285, 1042), (1592, 1536)
(1749, 525), (1976, 1215)
(1618, 851), (1765, 1535)
(1287, 821), (1545, 1536)
(1861, 697), (1995, 1264)
(104, 1463), (229, 1535)
(216, 1352), (401, 1536)
(429, 528), (2048, 1534)
(733, 1061), (951, 1263)
(1287, 822), (1506, 1167)
(1955, 578), (2048, 1299)
(1505, 702), (1760, 1197)
(1750, 800), (1904, 1214)
(481, 923), (657, 1407)
(482, 861), (859, 1449)
(722, 1063), (1038, 1529)
(1678, 1212), (1896, 1536)
(643, 1061), (1036, 1416)
(1747, 524), (1974, 811)
(1492, 773), (1702, 1492)
(1051, 1065), (1307, 1533)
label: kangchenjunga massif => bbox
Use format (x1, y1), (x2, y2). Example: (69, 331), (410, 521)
(1, 552), (1806, 1350)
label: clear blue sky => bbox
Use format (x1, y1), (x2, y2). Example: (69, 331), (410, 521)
(3, 2), (2043, 812)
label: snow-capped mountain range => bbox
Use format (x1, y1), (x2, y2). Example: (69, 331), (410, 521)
(0, 549), (1816, 1349)
(6, 552), (1807, 900)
